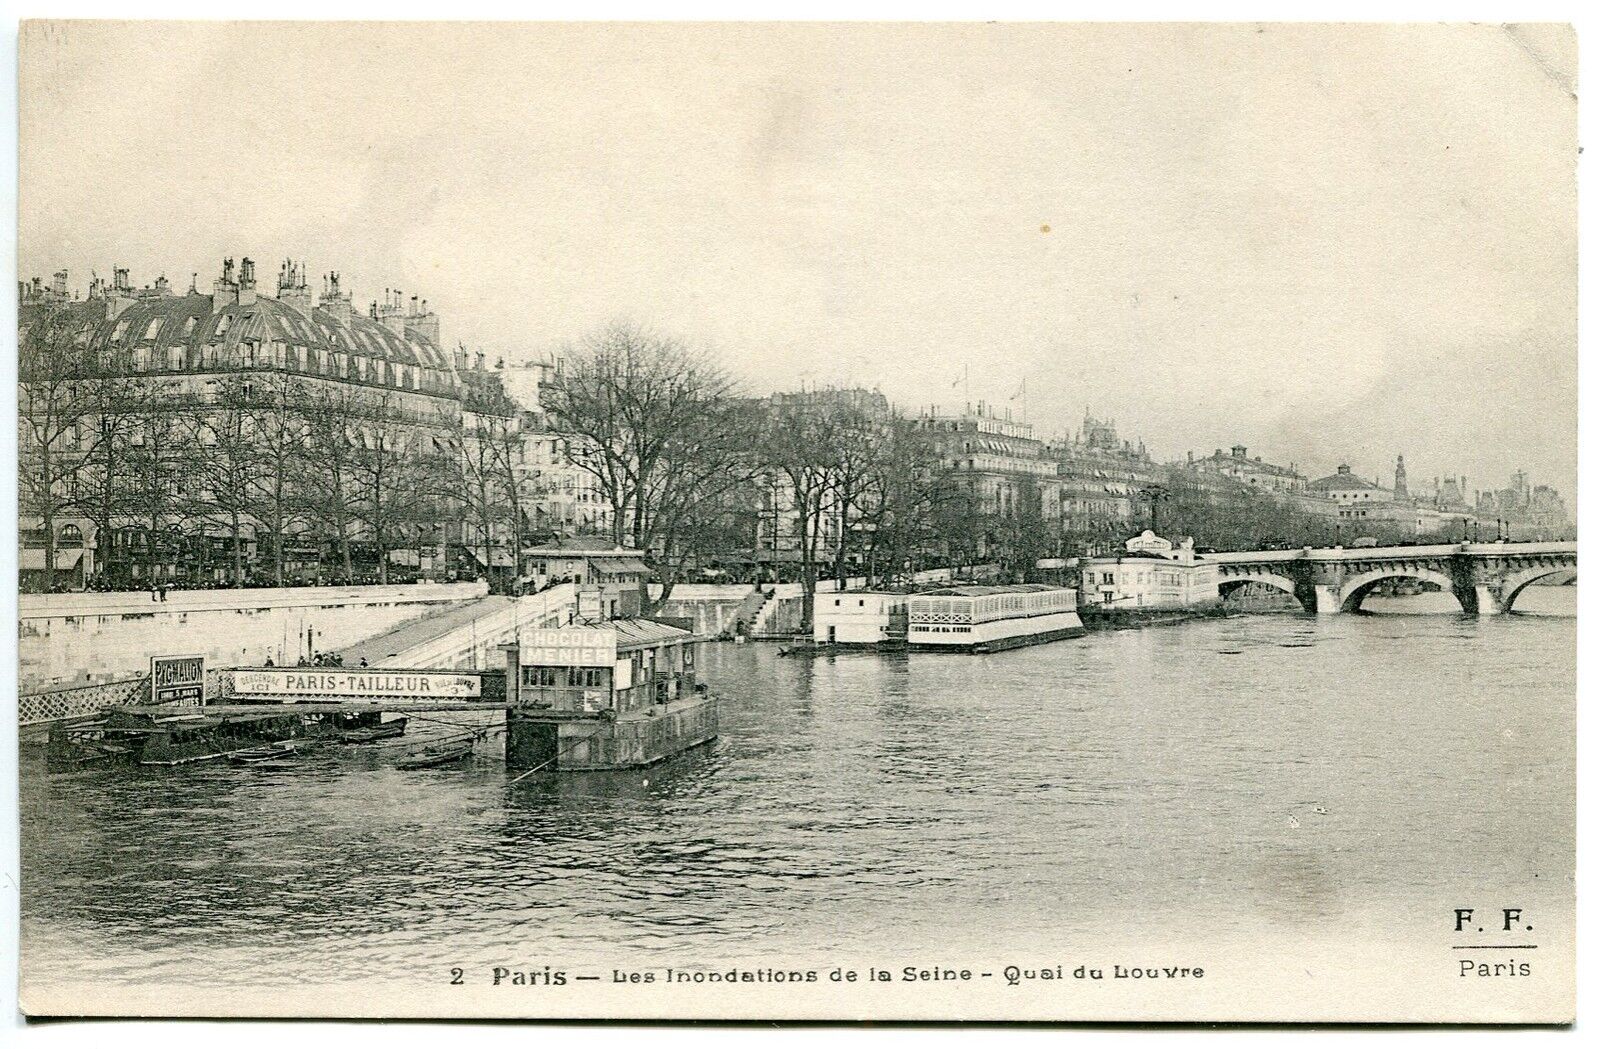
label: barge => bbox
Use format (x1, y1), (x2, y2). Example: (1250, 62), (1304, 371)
(905, 584), (1085, 653)
(46, 705), (309, 771)
(503, 618), (719, 772)
(43, 705), (405, 772)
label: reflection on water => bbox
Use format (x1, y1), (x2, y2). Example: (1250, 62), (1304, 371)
(20, 588), (1575, 990)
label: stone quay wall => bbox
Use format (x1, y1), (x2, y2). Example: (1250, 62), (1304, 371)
(18, 582), (489, 694)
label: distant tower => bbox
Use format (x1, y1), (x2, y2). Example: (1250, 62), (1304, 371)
(1394, 455), (1409, 502)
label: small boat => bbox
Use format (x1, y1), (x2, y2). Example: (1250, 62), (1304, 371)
(339, 716), (409, 744)
(228, 744), (294, 766)
(228, 736), (331, 765)
(396, 738), (474, 770)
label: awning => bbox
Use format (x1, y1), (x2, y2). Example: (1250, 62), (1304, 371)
(591, 558), (651, 576)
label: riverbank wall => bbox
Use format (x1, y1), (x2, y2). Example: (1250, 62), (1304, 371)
(18, 582), (490, 693)
(1079, 604), (1232, 631)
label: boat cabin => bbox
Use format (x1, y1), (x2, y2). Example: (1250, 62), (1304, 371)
(504, 619), (702, 716)
(812, 591), (910, 645)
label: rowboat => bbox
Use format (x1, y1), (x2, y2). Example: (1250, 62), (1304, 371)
(227, 736), (332, 765)
(396, 738), (474, 770)
(339, 716), (409, 744)
(227, 744), (296, 765)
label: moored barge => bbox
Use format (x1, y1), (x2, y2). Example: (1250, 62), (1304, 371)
(905, 584), (1085, 653)
(46, 705), (308, 771)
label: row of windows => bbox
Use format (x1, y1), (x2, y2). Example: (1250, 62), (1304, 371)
(116, 338), (442, 392)
(520, 666), (608, 688)
(105, 311), (404, 362)
(19, 524), (85, 547)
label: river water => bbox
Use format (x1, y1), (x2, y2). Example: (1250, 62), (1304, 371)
(18, 588), (1575, 1021)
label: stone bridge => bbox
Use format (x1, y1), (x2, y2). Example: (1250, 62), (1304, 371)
(1209, 541), (1576, 615)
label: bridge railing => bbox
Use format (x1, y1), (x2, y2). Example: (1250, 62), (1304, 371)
(1461, 541), (1578, 555)
(1305, 544), (1463, 560)
(1209, 541), (1575, 565)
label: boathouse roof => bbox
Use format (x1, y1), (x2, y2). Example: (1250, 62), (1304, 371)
(523, 538), (648, 558)
(918, 583), (1068, 597)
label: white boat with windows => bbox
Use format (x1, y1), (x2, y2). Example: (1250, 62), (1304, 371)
(906, 584), (1084, 653)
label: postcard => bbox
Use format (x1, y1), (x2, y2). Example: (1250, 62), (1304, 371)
(14, 20), (1577, 1023)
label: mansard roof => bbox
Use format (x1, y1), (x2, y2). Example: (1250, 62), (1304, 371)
(20, 291), (452, 375)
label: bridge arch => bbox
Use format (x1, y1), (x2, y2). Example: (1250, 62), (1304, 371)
(1218, 572), (1312, 613)
(1337, 566), (1462, 614)
(1499, 564), (1576, 614)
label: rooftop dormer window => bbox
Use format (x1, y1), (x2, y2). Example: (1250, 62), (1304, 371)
(182, 316), (198, 337)
(111, 319), (130, 343)
(143, 317), (164, 340)
(216, 313), (232, 335)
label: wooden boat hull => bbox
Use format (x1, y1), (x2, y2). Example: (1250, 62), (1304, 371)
(339, 717), (409, 744)
(396, 744), (473, 770)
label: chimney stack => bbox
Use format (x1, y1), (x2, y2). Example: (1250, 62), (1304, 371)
(105, 265), (136, 319)
(376, 287), (408, 335)
(402, 292), (441, 348)
(278, 258), (315, 315)
(320, 271), (351, 325)
(238, 257), (257, 305)
(213, 257), (239, 307)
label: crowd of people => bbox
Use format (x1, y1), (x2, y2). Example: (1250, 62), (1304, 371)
(261, 652), (371, 669)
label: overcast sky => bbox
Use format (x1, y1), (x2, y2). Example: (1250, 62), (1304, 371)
(20, 21), (1577, 497)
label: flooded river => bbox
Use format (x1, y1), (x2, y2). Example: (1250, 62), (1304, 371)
(19, 588), (1575, 1019)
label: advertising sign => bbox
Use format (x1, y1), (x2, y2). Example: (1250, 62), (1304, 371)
(230, 668), (482, 701)
(521, 627), (618, 667)
(150, 654), (206, 706)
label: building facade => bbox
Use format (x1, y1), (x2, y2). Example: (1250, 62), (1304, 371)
(915, 404), (1062, 520)
(1048, 413), (1167, 533)
(18, 258), (529, 589)
(1077, 530), (1221, 611)
(1190, 444), (1307, 495)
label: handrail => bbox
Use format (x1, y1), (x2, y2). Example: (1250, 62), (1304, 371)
(1208, 541), (1575, 564)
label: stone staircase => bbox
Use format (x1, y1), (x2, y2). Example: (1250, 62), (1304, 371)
(338, 583), (578, 670)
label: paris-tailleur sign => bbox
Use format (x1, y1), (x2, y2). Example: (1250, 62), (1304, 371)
(231, 668), (482, 700)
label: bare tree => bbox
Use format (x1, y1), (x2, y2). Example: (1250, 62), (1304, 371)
(73, 374), (157, 587)
(245, 371), (311, 586)
(347, 391), (429, 584)
(825, 405), (885, 588)
(757, 404), (843, 632)
(299, 383), (364, 582)
(638, 396), (759, 606)
(485, 414), (536, 588)
(18, 306), (98, 587)
(186, 375), (258, 585)
(453, 408), (543, 589)
(120, 381), (191, 585)
(856, 415), (956, 587)
(541, 323), (750, 606)
(448, 407), (511, 580)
